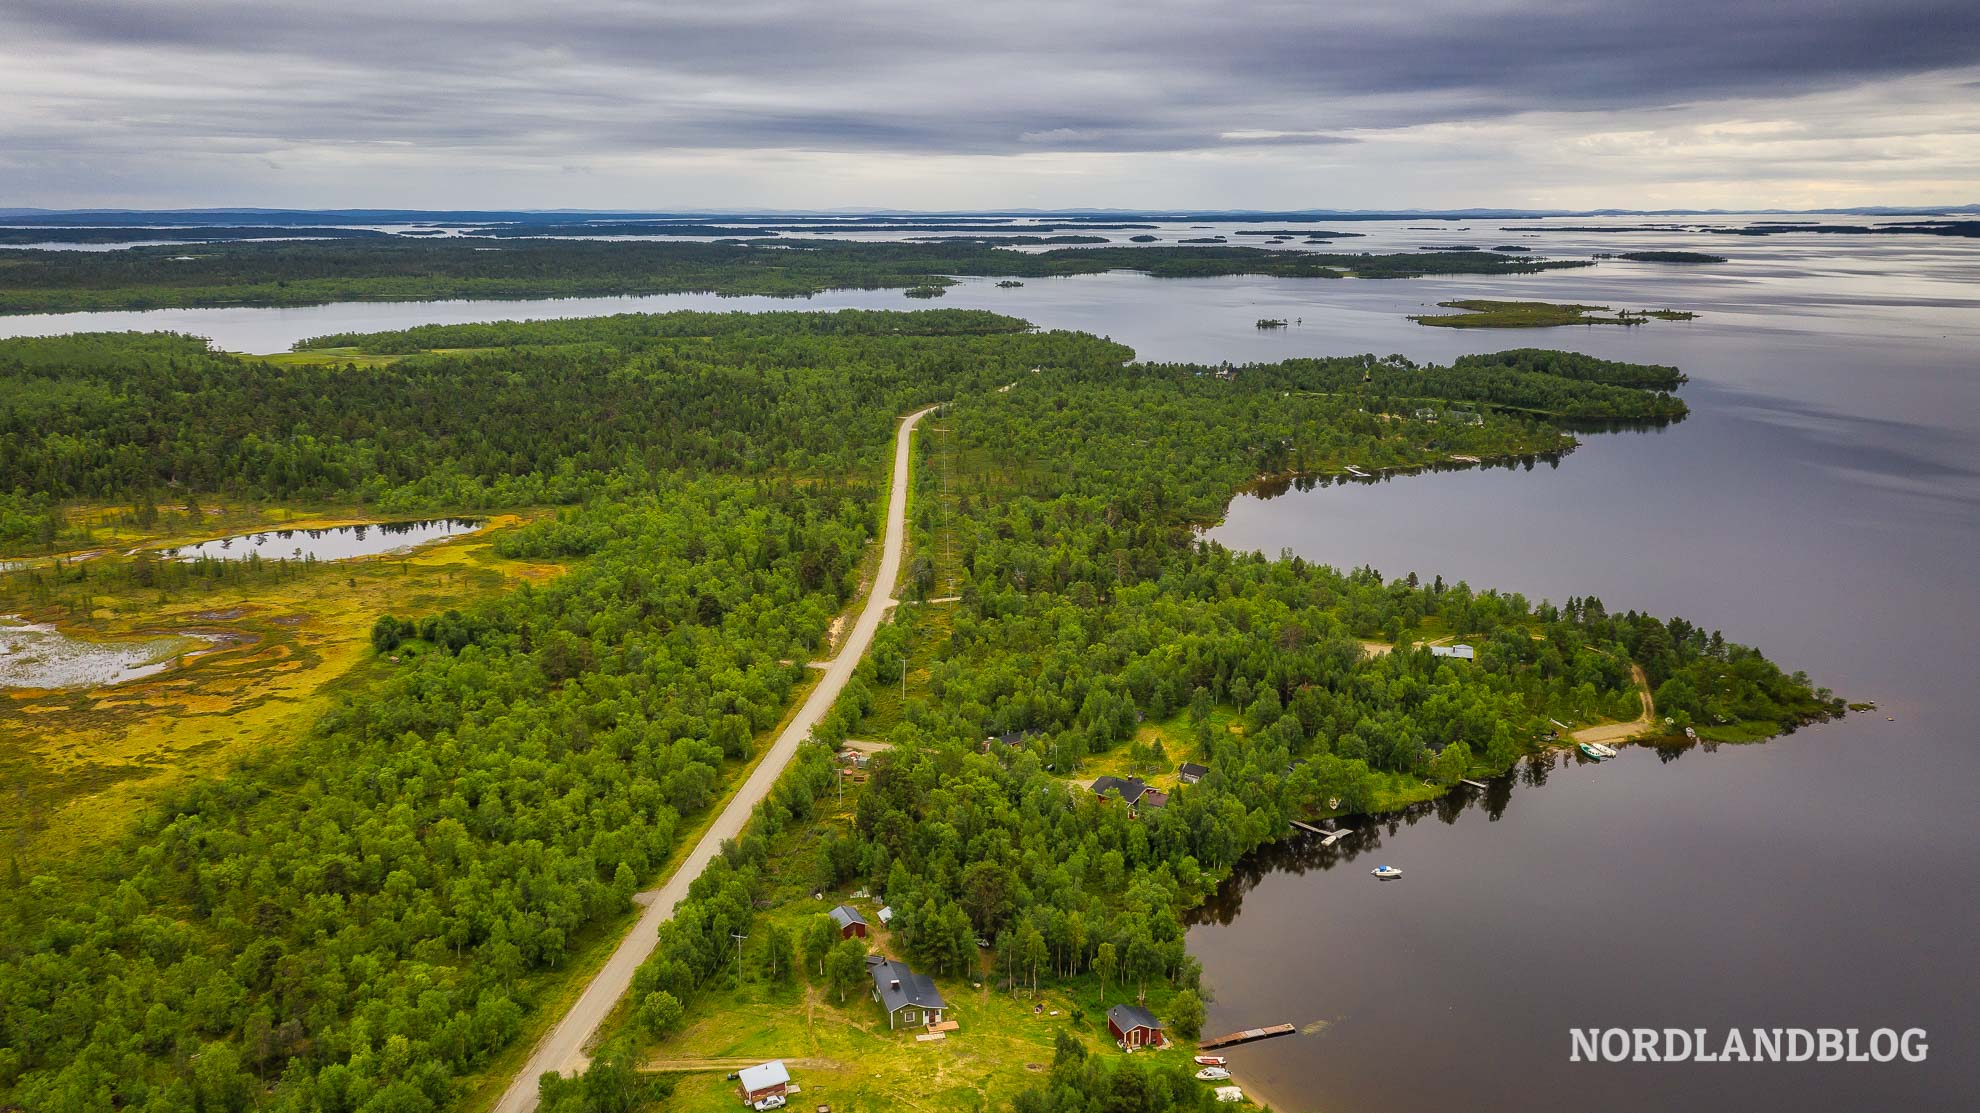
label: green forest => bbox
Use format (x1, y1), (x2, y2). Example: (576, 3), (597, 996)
(0, 237), (1590, 314)
(0, 311), (1836, 1113)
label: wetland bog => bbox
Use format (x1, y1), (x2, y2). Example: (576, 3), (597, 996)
(0, 512), (557, 860)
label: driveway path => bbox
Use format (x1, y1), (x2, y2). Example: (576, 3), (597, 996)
(492, 405), (937, 1113)
(1572, 664), (1657, 745)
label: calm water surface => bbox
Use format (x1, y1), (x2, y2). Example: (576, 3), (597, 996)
(156, 518), (482, 563)
(0, 617), (209, 689)
(1195, 228), (1979, 1111)
(4, 218), (1975, 1109)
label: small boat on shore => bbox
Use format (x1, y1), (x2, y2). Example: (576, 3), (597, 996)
(1214, 1086), (1245, 1103)
(1578, 741), (1617, 760)
(1371, 865), (1403, 879)
(1194, 1055), (1227, 1067)
(1195, 1067), (1232, 1081)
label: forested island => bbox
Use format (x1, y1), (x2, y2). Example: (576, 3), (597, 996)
(0, 312), (1832, 1113)
(1610, 251), (1727, 264)
(1410, 299), (1699, 328)
(0, 226), (396, 245)
(0, 238), (1590, 314)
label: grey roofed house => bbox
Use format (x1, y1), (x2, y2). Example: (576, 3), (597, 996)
(1429, 643), (1475, 660)
(866, 955), (947, 1029)
(736, 1060), (790, 1104)
(1090, 774), (1150, 805)
(828, 904), (868, 937)
(1106, 1003), (1167, 1047)
(1177, 762), (1209, 784)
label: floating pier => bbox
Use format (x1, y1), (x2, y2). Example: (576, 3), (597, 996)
(1199, 1023), (1298, 1050)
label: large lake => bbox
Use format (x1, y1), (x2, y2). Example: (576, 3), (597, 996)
(4, 218), (1975, 1109)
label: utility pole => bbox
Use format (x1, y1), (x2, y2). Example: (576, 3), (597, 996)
(731, 931), (749, 987)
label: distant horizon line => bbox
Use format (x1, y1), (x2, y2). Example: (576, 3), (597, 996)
(3, 203), (1977, 222)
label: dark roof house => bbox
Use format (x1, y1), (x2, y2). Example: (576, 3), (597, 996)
(828, 904), (869, 938)
(1106, 1003), (1167, 1048)
(1177, 762), (1210, 784)
(1090, 775), (1151, 806)
(866, 955), (947, 1030)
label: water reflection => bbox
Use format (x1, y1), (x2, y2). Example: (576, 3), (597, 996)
(155, 517), (482, 563)
(1245, 452), (1569, 501)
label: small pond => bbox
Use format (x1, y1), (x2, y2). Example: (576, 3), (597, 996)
(155, 518), (482, 563)
(0, 617), (211, 689)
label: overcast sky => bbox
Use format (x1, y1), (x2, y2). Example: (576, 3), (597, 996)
(4, 0), (1979, 211)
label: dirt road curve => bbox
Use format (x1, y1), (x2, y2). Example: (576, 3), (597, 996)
(1572, 664), (1657, 745)
(492, 405), (937, 1113)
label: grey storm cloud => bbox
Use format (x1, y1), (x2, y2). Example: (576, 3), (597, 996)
(2, 0), (1979, 207)
(8, 0), (1980, 154)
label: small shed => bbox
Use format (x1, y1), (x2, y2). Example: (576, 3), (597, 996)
(1107, 1004), (1167, 1048)
(1429, 644), (1475, 661)
(1177, 762), (1209, 784)
(737, 1060), (790, 1105)
(828, 904), (869, 939)
(877, 905), (894, 925)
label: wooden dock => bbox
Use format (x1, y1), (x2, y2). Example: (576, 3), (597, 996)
(1290, 820), (1350, 846)
(1199, 1023), (1297, 1050)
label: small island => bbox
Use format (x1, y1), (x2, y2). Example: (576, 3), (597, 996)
(1256, 318), (1289, 329)
(903, 284), (946, 298)
(996, 279), (1024, 288)
(1410, 299), (1698, 328)
(1614, 250), (1727, 263)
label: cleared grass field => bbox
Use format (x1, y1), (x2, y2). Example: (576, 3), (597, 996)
(632, 798), (1198, 1113)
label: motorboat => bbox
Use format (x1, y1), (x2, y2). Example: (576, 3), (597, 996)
(1196, 1067), (1232, 1081)
(1371, 865), (1402, 879)
(1578, 741), (1617, 760)
(1194, 1055), (1227, 1067)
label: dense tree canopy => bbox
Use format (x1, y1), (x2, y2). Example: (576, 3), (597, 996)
(0, 237), (1591, 314)
(0, 310), (1833, 1112)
